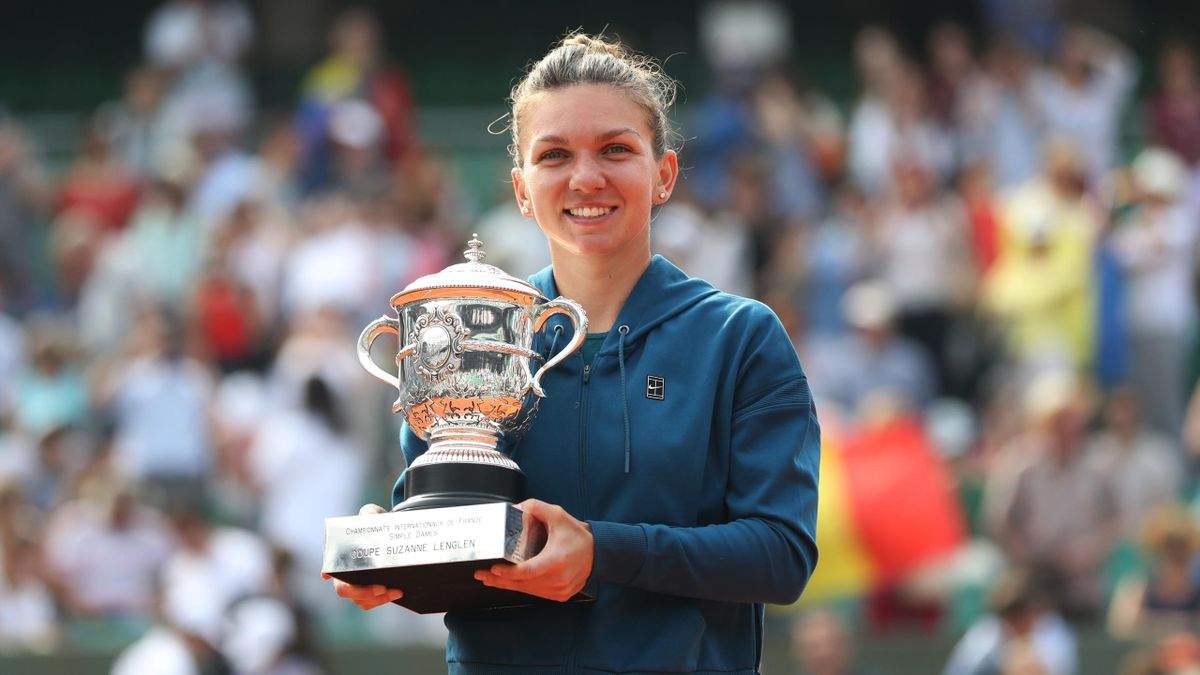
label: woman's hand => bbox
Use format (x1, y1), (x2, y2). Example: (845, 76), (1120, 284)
(320, 503), (404, 610)
(474, 499), (593, 602)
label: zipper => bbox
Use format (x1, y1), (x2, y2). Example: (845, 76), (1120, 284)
(566, 360), (593, 674)
(579, 363), (592, 510)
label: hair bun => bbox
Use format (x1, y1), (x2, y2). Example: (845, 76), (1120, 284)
(560, 33), (625, 59)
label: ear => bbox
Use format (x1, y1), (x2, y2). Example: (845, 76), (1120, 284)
(511, 167), (532, 218)
(654, 149), (680, 204)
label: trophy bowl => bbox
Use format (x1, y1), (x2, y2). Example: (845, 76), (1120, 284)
(356, 234), (586, 511)
(323, 235), (589, 613)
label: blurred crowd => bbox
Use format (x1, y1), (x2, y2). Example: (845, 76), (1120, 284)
(4, 0), (1200, 673)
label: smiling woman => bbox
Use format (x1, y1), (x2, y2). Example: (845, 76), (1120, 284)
(325, 33), (820, 675)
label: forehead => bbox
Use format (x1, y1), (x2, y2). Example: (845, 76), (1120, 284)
(520, 83), (652, 143)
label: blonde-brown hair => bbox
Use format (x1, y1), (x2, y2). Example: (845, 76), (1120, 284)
(505, 32), (680, 167)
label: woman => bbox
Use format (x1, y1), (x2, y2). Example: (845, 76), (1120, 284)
(325, 33), (820, 673)
(1108, 507), (1200, 640)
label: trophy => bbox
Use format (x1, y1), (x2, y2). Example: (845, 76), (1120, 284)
(322, 235), (588, 613)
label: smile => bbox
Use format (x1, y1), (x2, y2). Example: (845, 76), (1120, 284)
(565, 206), (616, 218)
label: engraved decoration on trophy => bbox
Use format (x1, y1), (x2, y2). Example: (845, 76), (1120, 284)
(324, 235), (589, 613)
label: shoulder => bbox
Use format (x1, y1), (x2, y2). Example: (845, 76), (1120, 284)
(677, 285), (790, 343)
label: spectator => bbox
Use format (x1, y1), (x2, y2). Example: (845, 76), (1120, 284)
(112, 623), (230, 675)
(113, 169), (208, 305)
(926, 22), (979, 130)
(849, 59), (955, 197)
(653, 190), (754, 298)
(786, 183), (871, 335)
(1148, 41), (1200, 167)
(959, 37), (1041, 189)
(1029, 26), (1137, 183)
(1108, 507), (1200, 639)
(0, 534), (57, 653)
(870, 158), (974, 394)
(1086, 388), (1181, 539)
(10, 324), (88, 437)
(221, 595), (327, 675)
(247, 376), (364, 595)
(792, 609), (879, 675)
(102, 66), (171, 179)
(159, 501), (273, 650)
(280, 195), (375, 319)
(43, 481), (174, 617)
(100, 309), (215, 502)
(986, 372), (1118, 620)
(1110, 148), (1196, 436)
(982, 138), (1099, 375)
(55, 115), (141, 233)
(805, 281), (937, 416)
(943, 569), (1077, 675)
(0, 114), (50, 311)
(296, 7), (418, 193)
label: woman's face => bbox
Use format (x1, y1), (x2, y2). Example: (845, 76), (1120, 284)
(512, 83), (677, 258)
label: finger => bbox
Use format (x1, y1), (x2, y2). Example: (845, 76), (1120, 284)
(356, 590), (402, 610)
(494, 552), (557, 581)
(516, 498), (553, 521)
(359, 503), (387, 515)
(321, 572), (332, 580)
(477, 572), (567, 602)
(475, 571), (524, 593)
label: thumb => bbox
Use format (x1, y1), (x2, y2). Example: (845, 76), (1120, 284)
(359, 503), (387, 515)
(516, 498), (555, 524)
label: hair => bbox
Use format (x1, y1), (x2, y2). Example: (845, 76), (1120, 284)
(304, 375), (347, 434)
(505, 32), (680, 167)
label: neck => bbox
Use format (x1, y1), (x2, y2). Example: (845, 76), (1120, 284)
(549, 236), (651, 333)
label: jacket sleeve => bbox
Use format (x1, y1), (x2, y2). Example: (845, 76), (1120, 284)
(586, 312), (820, 605)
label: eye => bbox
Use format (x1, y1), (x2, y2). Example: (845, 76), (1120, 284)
(537, 149), (568, 162)
(602, 144), (632, 156)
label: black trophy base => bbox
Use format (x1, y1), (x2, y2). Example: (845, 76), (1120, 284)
(395, 459), (527, 511)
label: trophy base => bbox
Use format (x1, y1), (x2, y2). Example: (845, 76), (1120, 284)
(397, 460), (526, 511)
(323, 502), (593, 614)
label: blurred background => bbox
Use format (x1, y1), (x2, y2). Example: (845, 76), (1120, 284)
(5, 0), (1200, 673)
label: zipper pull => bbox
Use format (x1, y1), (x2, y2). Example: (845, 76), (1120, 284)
(582, 364), (591, 383)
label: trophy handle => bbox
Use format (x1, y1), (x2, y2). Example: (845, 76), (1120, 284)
(530, 297), (588, 397)
(357, 315), (406, 389)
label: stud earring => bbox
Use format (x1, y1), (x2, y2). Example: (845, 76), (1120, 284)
(659, 191), (667, 200)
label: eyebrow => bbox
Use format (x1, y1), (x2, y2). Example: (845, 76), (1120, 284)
(532, 128), (643, 145)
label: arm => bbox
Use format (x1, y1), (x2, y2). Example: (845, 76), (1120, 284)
(586, 314), (820, 605)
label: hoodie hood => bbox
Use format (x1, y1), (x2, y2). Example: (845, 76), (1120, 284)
(529, 254), (723, 352)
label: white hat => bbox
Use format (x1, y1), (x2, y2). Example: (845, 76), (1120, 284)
(329, 99), (383, 149)
(842, 281), (896, 329)
(1132, 147), (1188, 200)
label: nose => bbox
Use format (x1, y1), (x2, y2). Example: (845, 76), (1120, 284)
(568, 154), (606, 193)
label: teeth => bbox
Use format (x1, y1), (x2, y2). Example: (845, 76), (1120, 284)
(567, 206), (614, 218)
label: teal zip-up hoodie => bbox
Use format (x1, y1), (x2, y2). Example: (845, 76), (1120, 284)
(394, 255), (820, 674)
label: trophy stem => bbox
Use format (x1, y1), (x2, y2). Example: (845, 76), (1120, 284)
(395, 425), (527, 512)
(428, 426), (502, 453)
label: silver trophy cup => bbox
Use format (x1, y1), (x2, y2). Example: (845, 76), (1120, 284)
(322, 235), (588, 613)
